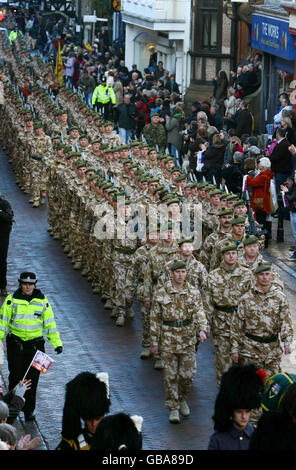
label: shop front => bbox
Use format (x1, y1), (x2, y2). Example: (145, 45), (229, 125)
(252, 12), (296, 132)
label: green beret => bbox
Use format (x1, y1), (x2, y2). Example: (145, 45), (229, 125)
(220, 241), (238, 253)
(148, 147), (157, 154)
(220, 193), (228, 200)
(70, 126), (79, 132)
(230, 215), (246, 225)
(170, 260), (187, 271)
(204, 184), (216, 192)
(175, 174), (187, 182)
(225, 193), (239, 201)
(99, 143), (109, 149)
(166, 198), (180, 206)
(243, 234), (259, 246)
(170, 168), (181, 174)
(34, 121), (43, 129)
(209, 189), (222, 196)
(85, 168), (95, 174)
(153, 186), (165, 194)
(234, 199), (247, 208)
(75, 160), (86, 167)
(161, 194), (174, 203)
(254, 262), (272, 274)
(196, 182), (207, 189)
(217, 207), (234, 217)
(148, 177), (159, 184)
(178, 237), (193, 246)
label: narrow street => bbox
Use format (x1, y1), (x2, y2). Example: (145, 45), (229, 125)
(0, 147), (218, 451)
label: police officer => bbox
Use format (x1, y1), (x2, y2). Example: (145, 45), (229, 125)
(0, 272), (63, 421)
(92, 76), (116, 120)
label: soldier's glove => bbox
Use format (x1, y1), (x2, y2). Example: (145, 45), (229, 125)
(55, 346), (63, 354)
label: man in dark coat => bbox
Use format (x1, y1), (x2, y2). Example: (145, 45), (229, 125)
(0, 195), (13, 297)
(118, 94), (136, 144)
(269, 126), (293, 194)
(235, 101), (253, 138)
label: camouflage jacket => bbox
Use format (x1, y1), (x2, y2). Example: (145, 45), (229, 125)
(202, 262), (253, 335)
(230, 284), (294, 356)
(150, 279), (209, 353)
(142, 123), (167, 153)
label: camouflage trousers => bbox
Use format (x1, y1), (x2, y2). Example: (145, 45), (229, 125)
(112, 255), (133, 316)
(30, 162), (48, 202)
(162, 350), (197, 410)
(139, 301), (151, 348)
(213, 334), (234, 388)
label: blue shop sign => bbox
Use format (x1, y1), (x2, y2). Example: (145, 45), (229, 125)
(252, 14), (295, 61)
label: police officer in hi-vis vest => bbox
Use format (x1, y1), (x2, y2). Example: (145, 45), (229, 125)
(0, 272), (63, 421)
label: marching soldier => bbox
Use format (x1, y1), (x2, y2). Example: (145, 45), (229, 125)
(150, 260), (209, 423)
(202, 241), (253, 387)
(231, 262), (294, 378)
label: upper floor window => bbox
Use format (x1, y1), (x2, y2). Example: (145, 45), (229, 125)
(194, 0), (222, 52)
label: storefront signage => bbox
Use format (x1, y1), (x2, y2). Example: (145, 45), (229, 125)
(252, 13), (295, 61)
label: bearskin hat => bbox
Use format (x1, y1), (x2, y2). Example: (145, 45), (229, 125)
(212, 364), (266, 432)
(90, 413), (143, 451)
(61, 372), (111, 440)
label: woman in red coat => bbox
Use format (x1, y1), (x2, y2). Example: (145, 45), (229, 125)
(246, 157), (274, 247)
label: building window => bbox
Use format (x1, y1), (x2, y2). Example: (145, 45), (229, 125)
(194, 0), (222, 52)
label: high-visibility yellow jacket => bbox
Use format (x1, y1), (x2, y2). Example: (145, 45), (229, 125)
(9, 30), (23, 42)
(0, 290), (62, 349)
(92, 84), (116, 105)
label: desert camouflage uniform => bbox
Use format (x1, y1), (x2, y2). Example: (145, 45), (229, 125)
(150, 279), (208, 410)
(203, 263), (253, 386)
(230, 284), (294, 377)
(198, 227), (232, 271)
(125, 242), (155, 348)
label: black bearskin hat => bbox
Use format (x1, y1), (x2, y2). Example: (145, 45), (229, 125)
(61, 372), (111, 440)
(212, 364), (266, 432)
(90, 413), (143, 451)
(249, 409), (296, 450)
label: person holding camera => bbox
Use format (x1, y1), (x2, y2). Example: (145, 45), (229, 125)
(117, 94), (136, 144)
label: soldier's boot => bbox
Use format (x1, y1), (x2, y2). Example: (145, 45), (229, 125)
(127, 306), (135, 319)
(63, 244), (71, 254)
(169, 410), (180, 424)
(92, 285), (101, 295)
(110, 307), (118, 318)
(32, 200), (40, 208)
(29, 198), (34, 204)
(179, 400), (190, 417)
(53, 233), (61, 240)
(81, 268), (89, 277)
(104, 299), (113, 310)
(154, 358), (164, 370)
(73, 261), (82, 270)
(116, 314), (125, 327)
(140, 347), (151, 360)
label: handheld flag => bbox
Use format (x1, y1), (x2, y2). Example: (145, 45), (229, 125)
(23, 350), (54, 380)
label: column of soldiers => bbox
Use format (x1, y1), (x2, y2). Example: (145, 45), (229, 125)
(0, 31), (294, 425)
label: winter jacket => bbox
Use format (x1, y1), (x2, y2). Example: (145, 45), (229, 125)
(203, 144), (226, 172)
(246, 169), (274, 214)
(165, 114), (183, 150)
(269, 138), (293, 174)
